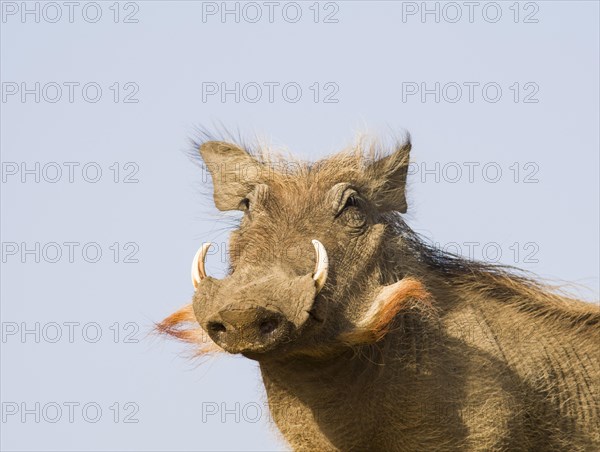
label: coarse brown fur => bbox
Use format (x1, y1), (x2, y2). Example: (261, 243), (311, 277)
(158, 133), (599, 451)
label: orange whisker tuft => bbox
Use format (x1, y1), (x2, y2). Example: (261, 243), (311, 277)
(339, 277), (434, 345)
(156, 304), (223, 356)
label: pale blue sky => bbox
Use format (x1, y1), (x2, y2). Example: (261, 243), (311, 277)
(1, 1), (598, 450)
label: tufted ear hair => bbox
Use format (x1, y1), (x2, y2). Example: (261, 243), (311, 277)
(199, 141), (263, 211)
(364, 140), (411, 213)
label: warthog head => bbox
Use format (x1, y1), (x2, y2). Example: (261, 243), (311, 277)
(161, 136), (433, 360)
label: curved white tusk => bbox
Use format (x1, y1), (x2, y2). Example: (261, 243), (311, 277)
(311, 239), (329, 293)
(191, 243), (212, 289)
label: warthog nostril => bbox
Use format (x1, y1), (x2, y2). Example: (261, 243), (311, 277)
(259, 318), (280, 335)
(207, 321), (227, 334)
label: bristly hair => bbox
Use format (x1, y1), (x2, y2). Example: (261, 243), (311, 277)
(187, 124), (260, 167)
(186, 125), (411, 176)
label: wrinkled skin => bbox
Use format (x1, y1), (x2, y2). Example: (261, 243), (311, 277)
(162, 138), (600, 451)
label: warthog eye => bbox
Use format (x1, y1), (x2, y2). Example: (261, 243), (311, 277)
(336, 192), (366, 229)
(343, 195), (358, 210)
(240, 198), (250, 212)
(338, 194), (361, 216)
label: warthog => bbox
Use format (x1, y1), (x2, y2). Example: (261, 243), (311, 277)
(159, 135), (599, 451)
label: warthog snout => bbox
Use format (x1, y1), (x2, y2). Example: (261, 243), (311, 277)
(204, 304), (291, 353)
(191, 240), (329, 356)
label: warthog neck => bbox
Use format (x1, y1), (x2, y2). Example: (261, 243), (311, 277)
(258, 315), (443, 451)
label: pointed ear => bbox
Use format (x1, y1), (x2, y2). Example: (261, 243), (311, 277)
(199, 141), (262, 211)
(365, 140), (411, 213)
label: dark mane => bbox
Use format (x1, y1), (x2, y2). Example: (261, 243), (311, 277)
(387, 215), (599, 329)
